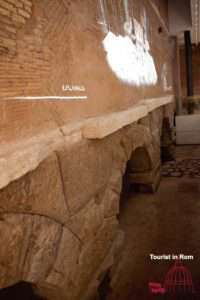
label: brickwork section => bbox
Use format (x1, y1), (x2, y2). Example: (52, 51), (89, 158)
(0, 0), (32, 55)
(0, 0), (175, 147)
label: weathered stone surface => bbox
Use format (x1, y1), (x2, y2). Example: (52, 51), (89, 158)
(67, 198), (104, 242)
(149, 108), (163, 134)
(0, 102), (174, 300)
(143, 96), (173, 113)
(83, 105), (148, 139)
(109, 169), (123, 195)
(0, 154), (69, 224)
(45, 227), (81, 300)
(0, 214), (31, 288)
(164, 102), (175, 127)
(103, 188), (120, 218)
(139, 116), (151, 128)
(0, 213), (63, 289)
(23, 216), (62, 283)
(112, 230), (125, 260)
(83, 97), (173, 140)
(82, 240), (120, 300)
(73, 217), (118, 299)
(0, 129), (65, 191)
(112, 142), (129, 172)
(57, 139), (113, 214)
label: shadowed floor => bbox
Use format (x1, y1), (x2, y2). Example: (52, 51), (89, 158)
(108, 146), (200, 300)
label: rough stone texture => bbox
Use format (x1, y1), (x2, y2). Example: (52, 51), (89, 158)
(67, 198), (105, 243)
(0, 154), (69, 224)
(0, 213), (61, 288)
(22, 216), (62, 283)
(73, 217), (119, 300)
(83, 105), (147, 139)
(44, 227), (81, 299)
(0, 103), (173, 300)
(103, 188), (120, 218)
(0, 214), (30, 288)
(57, 139), (113, 214)
(0, 0), (175, 298)
(149, 107), (164, 147)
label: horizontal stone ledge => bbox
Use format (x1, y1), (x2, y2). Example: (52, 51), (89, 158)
(83, 95), (174, 139)
(0, 126), (83, 191)
(142, 95), (174, 113)
(0, 95), (173, 190)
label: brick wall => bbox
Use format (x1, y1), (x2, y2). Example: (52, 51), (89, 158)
(0, 0), (32, 55)
(0, 0), (175, 146)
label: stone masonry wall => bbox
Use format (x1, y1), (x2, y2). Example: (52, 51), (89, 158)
(0, 103), (173, 300)
(0, 0), (175, 299)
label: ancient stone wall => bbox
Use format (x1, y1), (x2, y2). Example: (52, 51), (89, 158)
(0, 102), (173, 300)
(0, 1), (175, 299)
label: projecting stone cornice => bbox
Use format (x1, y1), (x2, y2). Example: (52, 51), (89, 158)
(83, 95), (174, 139)
(0, 95), (173, 190)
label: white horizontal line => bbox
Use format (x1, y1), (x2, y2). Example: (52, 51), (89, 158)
(6, 96), (88, 100)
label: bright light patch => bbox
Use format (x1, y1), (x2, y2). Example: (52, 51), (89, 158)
(103, 31), (158, 87)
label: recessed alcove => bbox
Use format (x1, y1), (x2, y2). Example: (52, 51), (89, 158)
(0, 282), (45, 300)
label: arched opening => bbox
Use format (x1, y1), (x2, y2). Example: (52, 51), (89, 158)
(119, 146), (154, 215)
(0, 282), (45, 300)
(128, 147), (152, 173)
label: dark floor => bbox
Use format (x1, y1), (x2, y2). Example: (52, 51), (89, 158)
(108, 146), (200, 300)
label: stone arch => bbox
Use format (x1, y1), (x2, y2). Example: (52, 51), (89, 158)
(127, 146), (152, 173)
(127, 145), (161, 193)
(116, 123), (160, 195)
(119, 144), (156, 215)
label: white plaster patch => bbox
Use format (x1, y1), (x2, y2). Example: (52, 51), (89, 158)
(103, 31), (158, 86)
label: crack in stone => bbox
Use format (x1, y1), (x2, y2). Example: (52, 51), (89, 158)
(0, 211), (82, 244)
(44, 225), (64, 280)
(66, 226), (83, 245)
(55, 151), (71, 215)
(0, 211), (83, 282)
(0, 211), (66, 227)
(20, 216), (34, 279)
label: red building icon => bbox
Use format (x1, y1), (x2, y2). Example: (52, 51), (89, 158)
(164, 260), (195, 294)
(149, 260), (196, 299)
